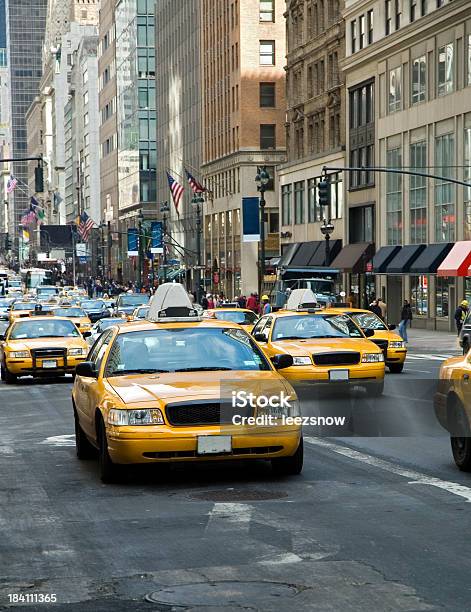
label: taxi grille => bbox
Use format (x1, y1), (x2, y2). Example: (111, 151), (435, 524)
(165, 401), (253, 426)
(313, 352), (360, 366)
(31, 348), (66, 360)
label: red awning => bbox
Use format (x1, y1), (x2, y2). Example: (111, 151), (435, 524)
(437, 241), (471, 276)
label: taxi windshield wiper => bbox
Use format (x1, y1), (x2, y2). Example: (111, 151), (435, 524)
(274, 335), (305, 340)
(110, 368), (170, 375)
(175, 366), (233, 372)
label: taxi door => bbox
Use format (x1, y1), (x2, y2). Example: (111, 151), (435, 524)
(459, 352), (471, 426)
(75, 330), (113, 440)
(252, 316), (276, 357)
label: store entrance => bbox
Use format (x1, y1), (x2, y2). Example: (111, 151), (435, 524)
(387, 276), (402, 325)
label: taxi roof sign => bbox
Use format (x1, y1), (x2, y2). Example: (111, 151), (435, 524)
(286, 288), (319, 311)
(147, 283), (201, 322)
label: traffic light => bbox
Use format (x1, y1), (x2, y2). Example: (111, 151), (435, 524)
(35, 165), (44, 193)
(318, 179), (331, 208)
(4, 233), (11, 251)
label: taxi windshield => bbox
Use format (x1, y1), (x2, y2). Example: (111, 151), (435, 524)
(96, 319), (122, 332)
(53, 308), (87, 318)
(212, 311), (258, 325)
(10, 319), (81, 339)
(81, 300), (105, 310)
(118, 294), (149, 307)
(12, 302), (36, 311)
(350, 312), (388, 331)
(272, 314), (364, 341)
(104, 327), (270, 375)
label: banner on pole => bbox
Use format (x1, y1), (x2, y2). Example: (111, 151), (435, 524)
(150, 221), (163, 254)
(127, 228), (139, 256)
(242, 197), (260, 242)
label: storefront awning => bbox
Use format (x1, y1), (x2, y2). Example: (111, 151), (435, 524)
(330, 242), (375, 274)
(409, 243), (453, 274)
(437, 241), (471, 277)
(371, 246), (401, 273)
(385, 244), (426, 274)
(279, 240), (342, 269)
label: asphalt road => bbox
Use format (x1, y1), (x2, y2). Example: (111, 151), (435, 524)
(1, 349), (471, 611)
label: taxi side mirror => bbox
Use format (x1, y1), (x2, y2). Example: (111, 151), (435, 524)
(82, 331), (91, 338)
(363, 328), (375, 338)
(76, 361), (98, 378)
(0, 334), (4, 341)
(388, 324), (396, 331)
(272, 354), (294, 370)
(253, 332), (267, 342)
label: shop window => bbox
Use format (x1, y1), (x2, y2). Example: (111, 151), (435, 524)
(411, 275), (428, 316)
(436, 277), (450, 318)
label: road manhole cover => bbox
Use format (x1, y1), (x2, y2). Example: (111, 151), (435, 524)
(189, 488), (288, 502)
(145, 580), (298, 607)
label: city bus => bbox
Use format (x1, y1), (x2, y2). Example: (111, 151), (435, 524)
(21, 268), (54, 291)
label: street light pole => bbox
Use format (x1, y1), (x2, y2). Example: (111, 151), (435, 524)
(255, 166), (270, 298)
(137, 209), (144, 290)
(192, 193), (204, 303)
(160, 201), (170, 282)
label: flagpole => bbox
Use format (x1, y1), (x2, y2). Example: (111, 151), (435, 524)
(72, 229), (76, 287)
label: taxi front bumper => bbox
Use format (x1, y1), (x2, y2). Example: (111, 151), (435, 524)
(106, 426), (301, 464)
(386, 348), (407, 364)
(280, 364), (385, 384)
(6, 355), (86, 375)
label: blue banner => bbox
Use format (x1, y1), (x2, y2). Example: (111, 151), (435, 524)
(151, 221), (163, 254)
(242, 197), (260, 242)
(127, 228), (139, 256)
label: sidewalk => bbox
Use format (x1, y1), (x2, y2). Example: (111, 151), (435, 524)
(405, 327), (461, 354)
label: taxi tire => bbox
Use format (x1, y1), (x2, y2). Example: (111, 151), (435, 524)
(97, 418), (121, 483)
(366, 381), (384, 397)
(74, 410), (97, 460)
(271, 437), (303, 476)
(1, 361), (17, 384)
(388, 363), (404, 374)
(450, 403), (471, 471)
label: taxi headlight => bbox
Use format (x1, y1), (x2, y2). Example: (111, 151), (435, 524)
(9, 350), (29, 358)
(108, 408), (164, 426)
(257, 397), (300, 418)
(362, 353), (384, 363)
(292, 356), (312, 366)
(68, 347), (87, 356)
(389, 341), (405, 348)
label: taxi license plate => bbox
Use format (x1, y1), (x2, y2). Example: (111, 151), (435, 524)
(197, 436), (232, 455)
(42, 360), (57, 369)
(329, 369), (349, 381)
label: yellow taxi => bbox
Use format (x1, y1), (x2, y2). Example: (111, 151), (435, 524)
(434, 353), (471, 471)
(8, 301), (38, 321)
(72, 283), (302, 483)
(130, 305), (150, 321)
(52, 306), (92, 334)
(0, 316), (89, 383)
(203, 308), (259, 333)
(326, 308), (407, 373)
(251, 289), (385, 396)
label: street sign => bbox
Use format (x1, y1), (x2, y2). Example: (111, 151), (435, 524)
(150, 221), (163, 254)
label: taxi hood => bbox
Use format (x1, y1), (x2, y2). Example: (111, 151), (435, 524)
(269, 336), (379, 356)
(108, 370), (293, 405)
(7, 336), (87, 351)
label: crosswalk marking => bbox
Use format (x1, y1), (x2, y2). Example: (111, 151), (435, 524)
(407, 353), (458, 361)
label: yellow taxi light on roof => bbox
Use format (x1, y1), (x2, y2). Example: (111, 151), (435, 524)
(286, 288), (320, 311)
(147, 283), (202, 323)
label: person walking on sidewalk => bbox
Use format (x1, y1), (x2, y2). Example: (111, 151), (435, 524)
(399, 300), (413, 343)
(454, 300), (469, 336)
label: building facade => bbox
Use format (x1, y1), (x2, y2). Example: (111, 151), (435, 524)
(200, 0), (287, 297)
(155, 0), (202, 289)
(6, 0), (47, 259)
(0, 0), (10, 239)
(344, 0), (471, 328)
(279, 0), (346, 255)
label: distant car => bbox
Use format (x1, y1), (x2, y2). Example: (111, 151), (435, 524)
(203, 308), (259, 333)
(87, 317), (125, 345)
(52, 307), (92, 333)
(113, 293), (150, 319)
(36, 285), (60, 301)
(79, 299), (110, 323)
(459, 311), (471, 354)
(0, 297), (16, 320)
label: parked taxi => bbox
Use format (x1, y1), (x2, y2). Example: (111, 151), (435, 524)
(326, 307), (407, 373)
(52, 306), (92, 334)
(251, 289), (385, 396)
(0, 316), (89, 383)
(203, 308), (259, 333)
(72, 283), (302, 483)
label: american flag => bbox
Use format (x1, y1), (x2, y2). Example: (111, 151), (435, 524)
(6, 175), (18, 193)
(185, 169), (206, 194)
(166, 171), (184, 213)
(76, 211), (95, 241)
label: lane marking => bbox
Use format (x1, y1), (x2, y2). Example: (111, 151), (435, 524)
(305, 437), (471, 503)
(39, 434), (75, 447)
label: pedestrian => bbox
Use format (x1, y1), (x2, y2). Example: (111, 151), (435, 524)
(377, 297), (387, 321)
(398, 300), (413, 343)
(207, 294), (215, 309)
(261, 294), (272, 315)
(201, 294), (209, 310)
(369, 299), (382, 318)
(246, 293), (257, 313)
(454, 300), (469, 336)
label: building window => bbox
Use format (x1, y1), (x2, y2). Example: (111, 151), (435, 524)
(435, 133), (455, 242)
(349, 81), (375, 189)
(410, 0), (417, 22)
(411, 55), (426, 104)
(367, 9), (374, 44)
(294, 181), (305, 224)
(436, 277), (450, 318)
(385, 0), (392, 35)
(260, 124), (276, 149)
(259, 40), (275, 65)
(351, 20), (357, 53)
(388, 66), (402, 113)
(394, 0), (401, 29)
(260, 0), (275, 22)
(359, 14), (365, 49)
(467, 35), (471, 86)
(282, 184), (292, 225)
(464, 128), (471, 239)
(410, 141), (427, 244)
(411, 275), (428, 315)
(260, 82), (275, 107)
(438, 43), (454, 96)
(386, 147), (402, 245)
(308, 178), (321, 222)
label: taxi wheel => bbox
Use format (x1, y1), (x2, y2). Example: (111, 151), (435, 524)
(450, 403), (471, 471)
(388, 363), (404, 374)
(366, 381), (384, 397)
(1, 362), (17, 385)
(74, 410), (97, 460)
(97, 418), (121, 483)
(271, 437), (303, 476)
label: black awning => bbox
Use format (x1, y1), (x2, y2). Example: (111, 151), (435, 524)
(279, 242), (300, 268)
(330, 242), (375, 274)
(290, 241), (323, 267)
(409, 243), (454, 274)
(309, 239), (342, 266)
(372, 246), (401, 273)
(385, 244), (426, 274)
